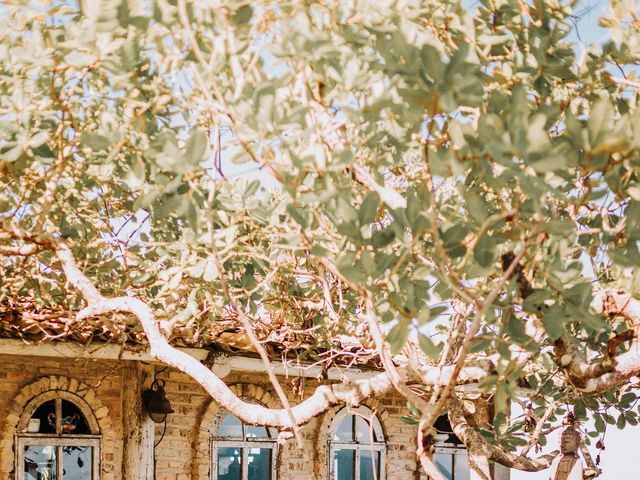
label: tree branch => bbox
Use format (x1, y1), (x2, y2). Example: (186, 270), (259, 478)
(351, 165), (406, 210)
(421, 233), (537, 432)
(555, 289), (640, 394)
(520, 400), (560, 456)
(447, 396), (557, 472)
(0, 221), (497, 431)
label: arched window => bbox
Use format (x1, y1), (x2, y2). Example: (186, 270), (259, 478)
(17, 393), (100, 480)
(328, 407), (386, 480)
(211, 412), (277, 480)
(433, 415), (470, 480)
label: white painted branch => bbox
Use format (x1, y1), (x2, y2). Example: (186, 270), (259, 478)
(610, 77), (640, 90)
(352, 165), (406, 210)
(469, 453), (492, 480)
(75, 295), (392, 428)
(415, 361), (494, 386)
(0, 223), (398, 429)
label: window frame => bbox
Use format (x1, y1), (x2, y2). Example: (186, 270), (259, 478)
(210, 413), (278, 480)
(434, 444), (469, 480)
(328, 406), (387, 480)
(16, 396), (101, 480)
(17, 435), (101, 480)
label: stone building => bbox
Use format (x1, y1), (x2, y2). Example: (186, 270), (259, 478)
(0, 308), (489, 480)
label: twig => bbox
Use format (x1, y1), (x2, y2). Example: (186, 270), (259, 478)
(521, 400), (560, 456)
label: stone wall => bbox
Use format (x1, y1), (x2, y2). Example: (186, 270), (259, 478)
(0, 353), (426, 480)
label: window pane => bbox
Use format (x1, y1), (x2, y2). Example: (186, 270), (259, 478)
(30, 400), (56, 434)
(219, 414), (243, 438)
(355, 416), (374, 442)
(454, 453), (470, 480)
(62, 446), (92, 479)
(217, 447), (242, 480)
(246, 425), (270, 438)
(24, 445), (57, 480)
(60, 401), (89, 435)
(435, 453), (453, 480)
(334, 416), (354, 441)
(247, 448), (272, 480)
(333, 449), (355, 480)
(360, 449), (380, 480)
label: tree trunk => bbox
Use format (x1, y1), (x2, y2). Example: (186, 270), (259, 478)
(122, 362), (155, 479)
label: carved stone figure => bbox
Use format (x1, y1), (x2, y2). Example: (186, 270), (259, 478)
(549, 426), (584, 480)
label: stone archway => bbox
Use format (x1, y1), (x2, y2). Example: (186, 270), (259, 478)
(191, 383), (281, 480)
(313, 398), (391, 480)
(0, 375), (116, 479)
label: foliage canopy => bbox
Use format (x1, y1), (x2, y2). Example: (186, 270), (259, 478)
(1, 0), (640, 477)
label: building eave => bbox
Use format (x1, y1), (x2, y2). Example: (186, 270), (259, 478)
(0, 338), (377, 381)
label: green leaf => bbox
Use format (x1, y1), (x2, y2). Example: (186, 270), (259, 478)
(526, 113), (551, 155)
(574, 399), (586, 419)
(589, 97), (614, 148)
(359, 192), (380, 225)
(184, 130), (209, 165)
(620, 392), (637, 409)
(400, 415), (419, 425)
(542, 304), (567, 340)
(82, 132), (110, 151)
(286, 204), (308, 228)
(609, 413), (622, 428)
(466, 193), (488, 223)
(387, 321), (409, 354)
(28, 131), (49, 148)
(418, 333), (441, 360)
(505, 313), (530, 344)
(233, 5), (253, 24)
(626, 201), (640, 240)
(336, 253), (366, 283)
(473, 233), (495, 267)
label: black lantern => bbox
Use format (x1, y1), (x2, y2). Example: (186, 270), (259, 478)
(142, 378), (174, 423)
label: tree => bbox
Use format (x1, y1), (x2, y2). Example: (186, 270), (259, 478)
(1, 0), (640, 477)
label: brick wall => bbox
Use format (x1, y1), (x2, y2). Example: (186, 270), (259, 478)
(0, 353), (425, 480)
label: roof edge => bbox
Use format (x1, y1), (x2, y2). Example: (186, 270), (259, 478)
(0, 338), (377, 381)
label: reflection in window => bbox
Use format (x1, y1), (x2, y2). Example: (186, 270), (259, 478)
(335, 449), (354, 480)
(218, 447), (242, 480)
(434, 447), (470, 480)
(24, 445), (57, 480)
(329, 407), (386, 480)
(17, 396), (99, 480)
(62, 446), (93, 480)
(213, 413), (276, 480)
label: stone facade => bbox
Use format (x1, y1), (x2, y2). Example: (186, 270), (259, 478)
(0, 353), (426, 480)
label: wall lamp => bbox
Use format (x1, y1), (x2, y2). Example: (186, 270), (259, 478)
(142, 378), (174, 423)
